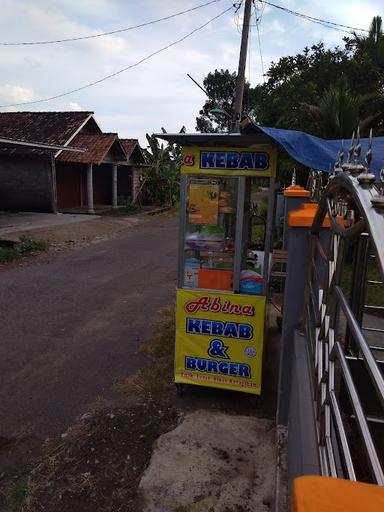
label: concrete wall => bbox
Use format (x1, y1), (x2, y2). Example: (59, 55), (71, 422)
(288, 330), (320, 483)
(0, 155), (53, 212)
(277, 226), (312, 424)
(131, 166), (141, 203)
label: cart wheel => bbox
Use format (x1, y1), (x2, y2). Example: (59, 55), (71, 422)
(175, 384), (185, 397)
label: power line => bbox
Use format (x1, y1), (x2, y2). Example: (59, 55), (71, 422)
(0, 0), (225, 46)
(0, 6), (233, 109)
(262, 0), (369, 34)
(254, 0), (265, 81)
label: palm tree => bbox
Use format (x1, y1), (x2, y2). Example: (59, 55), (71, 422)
(303, 82), (384, 139)
(349, 16), (384, 70)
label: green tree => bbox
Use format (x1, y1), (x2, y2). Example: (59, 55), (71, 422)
(196, 17), (384, 139)
(303, 82), (384, 138)
(195, 69), (255, 132)
(252, 23), (384, 136)
(252, 43), (366, 132)
(345, 16), (384, 75)
(142, 128), (184, 206)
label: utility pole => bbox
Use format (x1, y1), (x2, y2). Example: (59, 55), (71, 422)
(231, 0), (253, 133)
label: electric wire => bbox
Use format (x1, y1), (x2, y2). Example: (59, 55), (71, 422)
(0, 6), (233, 108)
(261, 0), (369, 34)
(0, 0), (225, 46)
(233, 0), (244, 33)
(254, 0), (265, 81)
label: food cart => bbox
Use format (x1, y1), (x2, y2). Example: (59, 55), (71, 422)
(156, 133), (278, 395)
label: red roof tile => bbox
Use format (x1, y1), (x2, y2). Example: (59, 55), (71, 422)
(120, 138), (146, 164)
(0, 111), (94, 146)
(57, 133), (126, 164)
(120, 139), (138, 157)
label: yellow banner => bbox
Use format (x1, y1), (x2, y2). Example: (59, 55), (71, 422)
(181, 146), (277, 177)
(175, 289), (266, 395)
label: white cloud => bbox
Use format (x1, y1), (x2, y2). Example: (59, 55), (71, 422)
(0, 84), (38, 104)
(0, 0), (381, 143)
(62, 101), (83, 111)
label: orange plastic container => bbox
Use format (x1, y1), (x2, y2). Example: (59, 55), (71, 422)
(198, 269), (233, 291)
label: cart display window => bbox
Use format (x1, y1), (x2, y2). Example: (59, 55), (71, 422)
(182, 176), (237, 291)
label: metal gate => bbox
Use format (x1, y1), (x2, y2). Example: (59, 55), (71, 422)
(303, 149), (384, 483)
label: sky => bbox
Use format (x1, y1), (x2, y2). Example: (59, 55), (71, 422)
(0, 0), (382, 147)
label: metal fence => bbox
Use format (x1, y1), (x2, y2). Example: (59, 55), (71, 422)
(303, 160), (384, 484)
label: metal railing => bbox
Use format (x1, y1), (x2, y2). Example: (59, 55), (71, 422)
(303, 159), (384, 484)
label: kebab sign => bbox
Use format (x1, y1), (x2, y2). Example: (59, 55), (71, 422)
(181, 146), (277, 177)
(175, 289), (266, 394)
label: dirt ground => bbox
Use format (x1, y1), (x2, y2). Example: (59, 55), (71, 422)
(1, 302), (282, 512)
(6, 210), (170, 250)
(14, 401), (178, 512)
(0, 210), (283, 512)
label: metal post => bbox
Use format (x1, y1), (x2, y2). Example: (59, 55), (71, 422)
(112, 164), (118, 209)
(262, 177), (276, 295)
(50, 153), (58, 214)
(233, 176), (246, 292)
(87, 163), (95, 214)
(231, 0), (252, 133)
(178, 174), (188, 288)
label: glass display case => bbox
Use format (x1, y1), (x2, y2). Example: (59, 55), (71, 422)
(182, 176), (237, 291)
(179, 174), (268, 296)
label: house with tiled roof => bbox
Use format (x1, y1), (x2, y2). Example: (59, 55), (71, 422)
(119, 139), (146, 202)
(0, 112), (145, 213)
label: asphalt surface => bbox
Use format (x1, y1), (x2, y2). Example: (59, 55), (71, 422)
(0, 213), (178, 438)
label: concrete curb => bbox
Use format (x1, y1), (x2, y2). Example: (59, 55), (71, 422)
(275, 425), (288, 512)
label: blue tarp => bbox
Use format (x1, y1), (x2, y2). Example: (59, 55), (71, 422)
(257, 126), (384, 179)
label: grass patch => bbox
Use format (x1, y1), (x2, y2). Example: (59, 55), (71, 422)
(0, 235), (48, 264)
(103, 205), (140, 216)
(0, 246), (20, 263)
(251, 223), (265, 243)
(18, 235), (48, 253)
(116, 306), (175, 397)
(341, 259), (383, 318)
(6, 479), (30, 512)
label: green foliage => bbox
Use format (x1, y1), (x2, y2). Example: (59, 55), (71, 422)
(195, 69), (255, 132)
(6, 479), (29, 511)
(142, 129), (184, 206)
(0, 236), (48, 264)
(18, 235), (48, 253)
(197, 17), (384, 139)
(253, 27), (384, 137)
(345, 16), (384, 77)
(258, 196), (268, 221)
(103, 204), (140, 216)
(303, 81), (384, 138)
(0, 246), (20, 263)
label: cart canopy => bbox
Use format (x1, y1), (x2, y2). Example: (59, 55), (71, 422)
(155, 125), (384, 180)
(254, 126), (384, 179)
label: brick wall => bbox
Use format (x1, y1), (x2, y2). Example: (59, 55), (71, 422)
(0, 155), (54, 212)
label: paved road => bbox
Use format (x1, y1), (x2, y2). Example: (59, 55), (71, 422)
(0, 213), (178, 437)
